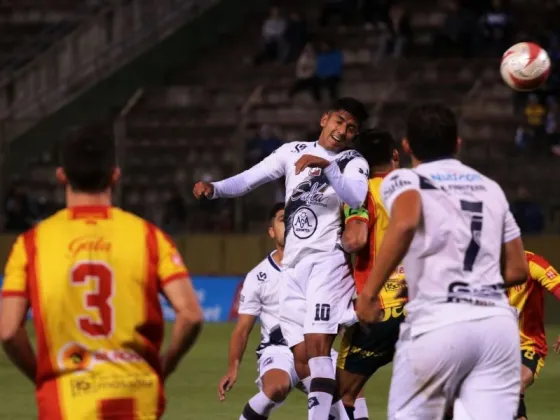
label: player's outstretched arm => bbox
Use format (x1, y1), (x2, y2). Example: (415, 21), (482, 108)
(218, 314), (257, 401)
(160, 277), (204, 380)
(356, 189), (421, 323)
(193, 145), (288, 200)
(0, 296), (36, 382)
(341, 205), (369, 253)
(501, 209), (528, 287)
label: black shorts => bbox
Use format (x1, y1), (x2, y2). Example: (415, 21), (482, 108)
(520, 347), (545, 377)
(337, 305), (405, 377)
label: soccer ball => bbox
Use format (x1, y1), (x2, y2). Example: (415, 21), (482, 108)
(500, 42), (551, 91)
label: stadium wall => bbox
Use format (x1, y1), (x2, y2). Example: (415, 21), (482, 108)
(0, 235), (558, 323)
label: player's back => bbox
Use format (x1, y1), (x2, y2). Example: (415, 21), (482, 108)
(382, 159), (517, 337)
(12, 206), (182, 419)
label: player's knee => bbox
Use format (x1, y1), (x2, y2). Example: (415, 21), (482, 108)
(262, 380), (291, 402)
(305, 333), (333, 358)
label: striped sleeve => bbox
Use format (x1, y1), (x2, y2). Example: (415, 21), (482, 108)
(1, 235), (28, 298)
(154, 229), (189, 286)
(529, 253), (560, 294)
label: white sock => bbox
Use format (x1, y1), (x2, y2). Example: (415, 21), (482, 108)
(308, 356), (336, 420)
(355, 397), (369, 420)
(240, 391), (278, 420)
(300, 376), (312, 394)
(329, 399), (350, 420)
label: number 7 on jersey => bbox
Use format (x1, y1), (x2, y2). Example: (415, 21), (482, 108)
(460, 200), (483, 272)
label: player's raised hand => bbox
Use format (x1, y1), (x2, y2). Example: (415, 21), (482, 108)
(355, 292), (383, 325)
(193, 181), (214, 199)
(294, 154), (331, 175)
(553, 335), (560, 353)
(218, 369), (238, 401)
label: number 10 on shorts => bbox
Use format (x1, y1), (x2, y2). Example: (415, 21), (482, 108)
(314, 304), (331, 321)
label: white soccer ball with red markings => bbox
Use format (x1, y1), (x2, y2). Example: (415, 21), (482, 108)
(500, 42), (551, 91)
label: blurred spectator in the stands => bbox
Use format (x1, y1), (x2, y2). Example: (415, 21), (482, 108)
(319, 0), (355, 27)
(362, 0), (390, 30)
(163, 187), (188, 233)
(4, 181), (38, 232)
(246, 125), (283, 168)
(254, 6), (287, 65)
(284, 11), (308, 62)
(375, 2), (412, 63)
(546, 36), (560, 97)
(479, 0), (512, 52)
(511, 185), (544, 234)
(289, 43), (320, 102)
(316, 40), (344, 101)
(516, 94), (546, 152)
(432, 0), (479, 58)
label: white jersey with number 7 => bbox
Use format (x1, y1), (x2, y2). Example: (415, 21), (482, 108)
(380, 158), (521, 339)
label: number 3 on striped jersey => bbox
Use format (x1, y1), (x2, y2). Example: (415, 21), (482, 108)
(71, 261), (114, 337)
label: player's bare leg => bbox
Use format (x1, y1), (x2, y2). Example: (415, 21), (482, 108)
(240, 369), (292, 420)
(337, 369), (369, 419)
(516, 365), (535, 420)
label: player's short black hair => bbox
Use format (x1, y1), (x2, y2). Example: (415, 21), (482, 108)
(329, 97), (369, 127)
(58, 123), (116, 193)
(354, 129), (396, 168)
(406, 103), (458, 161)
(269, 202), (284, 221)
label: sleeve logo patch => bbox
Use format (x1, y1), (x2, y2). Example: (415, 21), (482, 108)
(171, 253), (184, 267)
(546, 269), (558, 279)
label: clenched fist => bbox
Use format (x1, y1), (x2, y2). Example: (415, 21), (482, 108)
(193, 181), (214, 199)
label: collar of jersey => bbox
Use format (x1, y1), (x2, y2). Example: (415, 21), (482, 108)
(267, 251), (282, 272)
(68, 205), (111, 219)
(314, 141), (339, 156)
(416, 157), (461, 168)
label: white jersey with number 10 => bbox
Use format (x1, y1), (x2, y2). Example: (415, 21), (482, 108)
(380, 158), (521, 339)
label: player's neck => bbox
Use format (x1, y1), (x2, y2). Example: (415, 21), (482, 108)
(372, 164), (393, 176)
(317, 137), (344, 152)
(273, 247), (284, 266)
(66, 189), (112, 208)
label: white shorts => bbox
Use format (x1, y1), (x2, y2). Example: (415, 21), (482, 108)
(256, 345), (299, 390)
(280, 249), (355, 348)
(388, 315), (521, 420)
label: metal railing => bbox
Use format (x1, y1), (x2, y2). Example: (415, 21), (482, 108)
(113, 88), (144, 207)
(0, 0), (221, 139)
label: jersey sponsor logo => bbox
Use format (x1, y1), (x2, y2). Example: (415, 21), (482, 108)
(57, 342), (143, 372)
(309, 167), (322, 176)
(291, 181), (328, 206)
(257, 271), (267, 281)
(69, 372), (156, 398)
(382, 175), (412, 201)
(430, 172), (482, 182)
(68, 236), (111, 258)
(171, 252), (184, 267)
(291, 207), (318, 239)
(446, 281), (504, 306)
(291, 143), (307, 153)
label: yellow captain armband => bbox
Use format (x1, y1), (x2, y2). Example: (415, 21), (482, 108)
(343, 205), (369, 223)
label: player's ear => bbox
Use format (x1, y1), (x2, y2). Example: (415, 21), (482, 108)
(111, 167), (121, 185)
(320, 112), (329, 128)
(268, 225), (276, 240)
(401, 138), (412, 155)
(55, 167), (67, 185)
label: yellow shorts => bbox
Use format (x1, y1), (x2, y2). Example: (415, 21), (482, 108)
(520, 346), (545, 378)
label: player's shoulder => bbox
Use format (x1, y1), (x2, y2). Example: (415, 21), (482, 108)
(245, 252), (281, 284)
(276, 141), (311, 156)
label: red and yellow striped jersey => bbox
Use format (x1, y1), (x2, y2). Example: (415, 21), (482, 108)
(344, 175), (407, 309)
(1, 205), (188, 420)
(507, 251), (560, 358)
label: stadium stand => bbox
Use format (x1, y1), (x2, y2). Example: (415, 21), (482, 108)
(2, 0), (560, 234)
